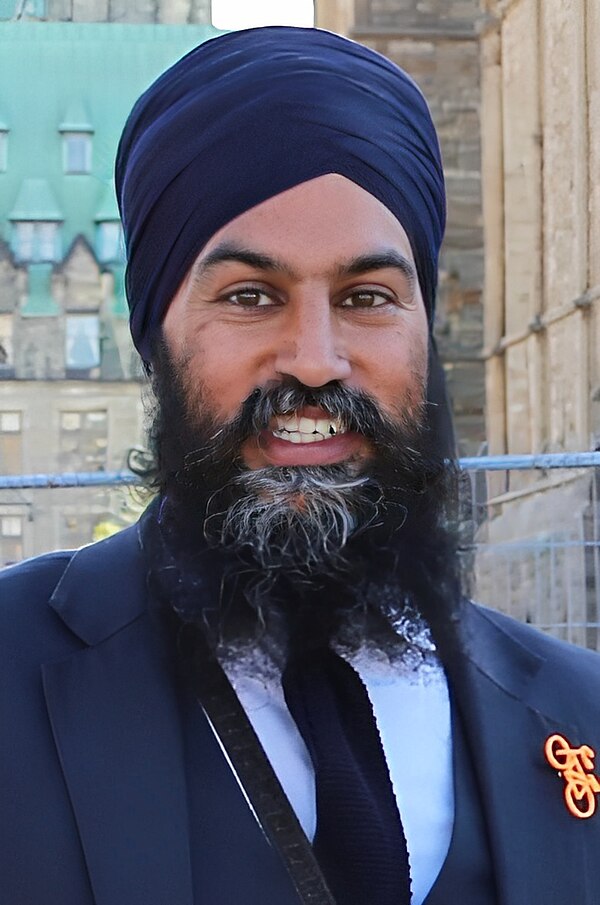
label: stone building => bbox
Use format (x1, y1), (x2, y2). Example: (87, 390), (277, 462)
(0, 16), (218, 563)
(475, 0), (600, 649)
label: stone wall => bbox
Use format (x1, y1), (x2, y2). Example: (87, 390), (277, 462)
(477, 0), (599, 648)
(481, 0), (599, 459)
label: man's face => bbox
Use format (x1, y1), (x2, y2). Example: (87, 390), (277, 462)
(162, 173), (429, 472)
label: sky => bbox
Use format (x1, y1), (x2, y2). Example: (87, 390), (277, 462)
(211, 0), (314, 30)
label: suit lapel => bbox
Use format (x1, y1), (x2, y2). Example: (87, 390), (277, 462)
(42, 523), (194, 905)
(42, 614), (195, 905)
(454, 604), (594, 905)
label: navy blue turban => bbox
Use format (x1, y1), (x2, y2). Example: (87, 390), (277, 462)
(115, 26), (446, 363)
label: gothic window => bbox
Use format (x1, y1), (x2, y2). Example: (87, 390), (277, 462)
(65, 315), (100, 377)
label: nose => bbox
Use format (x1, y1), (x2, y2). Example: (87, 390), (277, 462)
(274, 299), (352, 387)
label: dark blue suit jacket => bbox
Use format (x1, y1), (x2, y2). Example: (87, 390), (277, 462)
(2, 523), (600, 904)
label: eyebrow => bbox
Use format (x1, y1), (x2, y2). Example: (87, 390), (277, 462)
(191, 242), (416, 283)
(192, 243), (297, 281)
(337, 251), (416, 282)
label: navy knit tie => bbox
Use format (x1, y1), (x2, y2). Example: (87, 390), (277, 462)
(282, 648), (412, 905)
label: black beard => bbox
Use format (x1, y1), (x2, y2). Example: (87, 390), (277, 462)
(138, 337), (463, 660)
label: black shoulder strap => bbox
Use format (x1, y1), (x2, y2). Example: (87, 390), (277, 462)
(181, 623), (336, 905)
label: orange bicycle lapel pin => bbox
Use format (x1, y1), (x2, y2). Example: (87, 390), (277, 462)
(544, 733), (600, 819)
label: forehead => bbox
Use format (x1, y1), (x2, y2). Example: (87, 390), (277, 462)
(196, 174), (416, 272)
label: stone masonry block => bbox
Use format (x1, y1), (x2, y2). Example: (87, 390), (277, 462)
(505, 342), (532, 453)
(541, 0), (587, 311)
(547, 313), (588, 450)
(502, 0), (542, 335)
(588, 0), (600, 289)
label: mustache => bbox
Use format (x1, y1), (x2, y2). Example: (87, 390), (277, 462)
(181, 377), (426, 475)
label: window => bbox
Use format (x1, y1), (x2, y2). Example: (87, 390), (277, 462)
(13, 221), (59, 262)
(96, 221), (124, 263)
(0, 130), (7, 172)
(59, 409), (108, 471)
(1, 515), (22, 536)
(65, 315), (100, 376)
(0, 411), (21, 432)
(0, 514), (23, 566)
(0, 411), (22, 473)
(63, 132), (92, 174)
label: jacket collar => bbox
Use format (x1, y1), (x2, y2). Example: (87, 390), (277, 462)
(48, 520), (147, 645)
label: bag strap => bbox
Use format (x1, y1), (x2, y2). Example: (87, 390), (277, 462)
(181, 623), (337, 905)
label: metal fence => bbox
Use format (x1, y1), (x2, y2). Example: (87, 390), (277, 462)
(458, 453), (600, 652)
(2, 452), (600, 651)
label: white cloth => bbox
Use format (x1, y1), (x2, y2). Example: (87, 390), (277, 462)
(223, 650), (454, 905)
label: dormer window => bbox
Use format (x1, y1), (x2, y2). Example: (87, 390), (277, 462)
(9, 178), (63, 263)
(13, 221), (60, 262)
(13, 221), (60, 263)
(59, 104), (94, 174)
(62, 132), (92, 174)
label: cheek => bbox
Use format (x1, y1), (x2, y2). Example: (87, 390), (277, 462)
(173, 323), (264, 420)
(365, 319), (428, 398)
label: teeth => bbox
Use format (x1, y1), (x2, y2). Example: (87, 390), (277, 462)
(274, 414), (345, 442)
(276, 416), (299, 431)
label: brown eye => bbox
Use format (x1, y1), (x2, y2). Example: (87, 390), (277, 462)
(227, 289), (275, 307)
(340, 291), (390, 308)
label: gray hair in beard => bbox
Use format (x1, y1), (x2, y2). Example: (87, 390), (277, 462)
(204, 464), (383, 576)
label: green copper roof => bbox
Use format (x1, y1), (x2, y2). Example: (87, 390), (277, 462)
(94, 182), (120, 222)
(0, 21), (222, 257)
(59, 100), (94, 133)
(9, 178), (63, 220)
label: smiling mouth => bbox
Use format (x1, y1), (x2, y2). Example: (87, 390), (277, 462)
(270, 413), (347, 444)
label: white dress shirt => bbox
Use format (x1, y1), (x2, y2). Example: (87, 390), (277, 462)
(223, 646), (454, 905)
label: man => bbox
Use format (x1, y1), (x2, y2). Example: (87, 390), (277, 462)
(1, 26), (599, 905)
